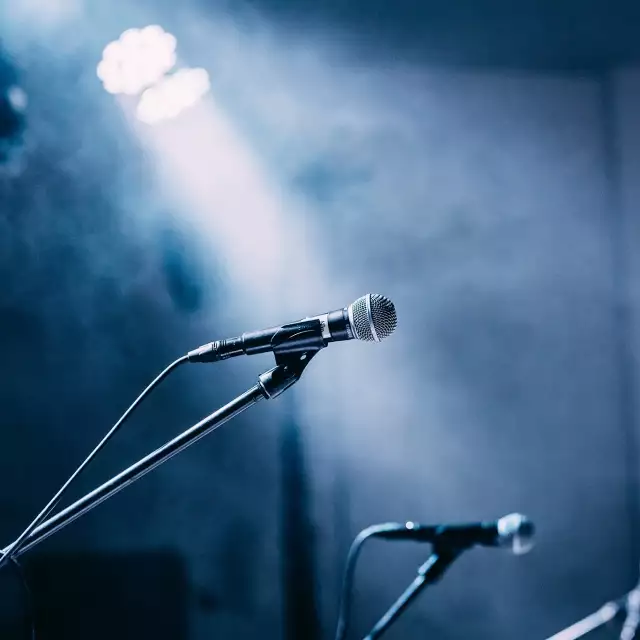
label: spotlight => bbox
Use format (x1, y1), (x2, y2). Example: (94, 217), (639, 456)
(136, 68), (210, 124)
(97, 25), (177, 96)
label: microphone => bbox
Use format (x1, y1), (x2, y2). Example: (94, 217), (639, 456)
(373, 513), (535, 555)
(187, 293), (397, 363)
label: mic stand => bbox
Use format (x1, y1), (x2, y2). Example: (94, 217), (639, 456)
(2, 321), (325, 560)
(545, 600), (622, 640)
(544, 580), (640, 640)
(362, 544), (463, 640)
(621, 585), (640, 640)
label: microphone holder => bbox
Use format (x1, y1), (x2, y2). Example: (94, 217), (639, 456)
(362, 543), (463, 640)
(544, 599), (623, 640)
(545, 578), (640, 640)
(1, 321), (325, 560)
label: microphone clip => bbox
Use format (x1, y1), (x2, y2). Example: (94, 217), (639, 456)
(271, 319), (327, 360)
(259, 319), (326, 399)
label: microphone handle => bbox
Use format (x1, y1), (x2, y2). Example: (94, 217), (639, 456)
(189, 308), (353, 363)
(189, 318), (331, 363)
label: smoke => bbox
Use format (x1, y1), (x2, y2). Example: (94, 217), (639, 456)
(131, 3), (611, 489)
(0, 1), (630, 637)
(142, 8), (627, 638)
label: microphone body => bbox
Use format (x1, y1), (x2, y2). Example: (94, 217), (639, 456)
(188, 294), (396, 363)
(375, 513), (535, 555)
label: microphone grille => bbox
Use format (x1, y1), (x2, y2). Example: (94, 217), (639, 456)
(497, 513), (535, 555)
(349, 294), (397, 342)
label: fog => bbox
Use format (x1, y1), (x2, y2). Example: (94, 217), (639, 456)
(0, 2), (637, 639)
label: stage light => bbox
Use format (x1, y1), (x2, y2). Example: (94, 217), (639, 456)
(136, 68), (211, 124)
(97, 25), (177, 96)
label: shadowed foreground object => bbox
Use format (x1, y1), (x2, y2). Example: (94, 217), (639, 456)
(23, 551), (188, 640)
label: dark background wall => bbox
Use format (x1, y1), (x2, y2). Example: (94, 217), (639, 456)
(0, 1), (639, 639)
(298, 70), (634, 639)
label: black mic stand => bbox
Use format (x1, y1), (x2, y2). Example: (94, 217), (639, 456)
(1, 321), (325, 560)
(362, 543), (463, 640)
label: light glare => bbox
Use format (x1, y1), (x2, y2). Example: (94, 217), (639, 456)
(136, 68), (211, 124)
(97, 25), (177, 96)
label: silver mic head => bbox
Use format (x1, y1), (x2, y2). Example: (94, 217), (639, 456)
(348, 294), (397, 342)
(496, 513), (535, 555)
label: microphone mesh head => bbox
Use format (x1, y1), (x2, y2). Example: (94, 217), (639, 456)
(497, 513), (535, 555)
(349, 294), (397, 342)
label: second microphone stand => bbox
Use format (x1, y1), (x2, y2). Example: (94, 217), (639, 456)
(362, 544), (462, 640)
(546, 572), (640, 640)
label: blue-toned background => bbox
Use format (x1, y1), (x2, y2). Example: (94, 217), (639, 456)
(1, 1), (640, 638)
